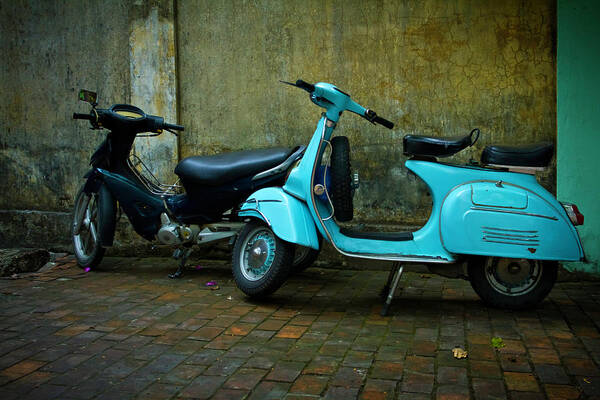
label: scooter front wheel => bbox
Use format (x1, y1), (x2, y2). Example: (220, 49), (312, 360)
(72, 188), (106, 269)
(232, 221), (295, 298)
(467, 256), (557, 309)
(293, 235), (322, 272)
(293, 246), (320, 272)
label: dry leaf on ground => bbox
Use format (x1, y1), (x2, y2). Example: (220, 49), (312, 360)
(452, 347), (468, 359)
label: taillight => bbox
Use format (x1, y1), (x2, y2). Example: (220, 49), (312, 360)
(561, 203), (584, 225)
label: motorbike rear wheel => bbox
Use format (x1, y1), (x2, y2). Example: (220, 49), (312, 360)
(467, 256), (557, 309)
(232, 221), (295, 297)
(71, 187), (110, 269)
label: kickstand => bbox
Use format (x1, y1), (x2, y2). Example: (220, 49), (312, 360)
(380, 262), (404, 316)
(169, 248), (192, 279)
(380, 263), (397, 299)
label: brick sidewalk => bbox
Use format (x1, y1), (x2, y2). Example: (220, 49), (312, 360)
(0, 256), (599, 399)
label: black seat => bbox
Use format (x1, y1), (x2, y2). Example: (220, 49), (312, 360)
(403, 133), (473, 158)
(175, 147), (294, 186)
(481, 142), (553, 167)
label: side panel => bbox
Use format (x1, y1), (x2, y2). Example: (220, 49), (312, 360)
(440, 181), (583, 260)
(239, 187), (320, 249)
(97, 168), (165, 241)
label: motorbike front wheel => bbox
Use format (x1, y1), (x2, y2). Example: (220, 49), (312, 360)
(467, 256), (557, 309)
(232, 221), (295, 298)
(72, 188), (107, 269)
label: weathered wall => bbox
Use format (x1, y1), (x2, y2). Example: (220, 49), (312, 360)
(557, 0), (600, 273)
(177, 0), (557, 226)
(0, 0), (178, 250)
(1, 0), (559, 255)
(0, 1), (132, 213)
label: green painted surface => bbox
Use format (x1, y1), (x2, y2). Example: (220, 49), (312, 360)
(557, 0), (600, 272)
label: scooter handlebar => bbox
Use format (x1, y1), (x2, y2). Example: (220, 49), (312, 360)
(295, 79), (315, 93)
(364, 109), (394, 130)
(373, 115), (394, 129)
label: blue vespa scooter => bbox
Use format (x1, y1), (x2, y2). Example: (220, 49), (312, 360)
(231, 80), (585, 313)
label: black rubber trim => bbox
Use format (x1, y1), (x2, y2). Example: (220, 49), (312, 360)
(340, 228), (413, 242)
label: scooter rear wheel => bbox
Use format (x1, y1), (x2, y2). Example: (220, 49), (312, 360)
(232, 221), (295, 297)
(467, 256), (557, 309)
(72, 188), (105, 269)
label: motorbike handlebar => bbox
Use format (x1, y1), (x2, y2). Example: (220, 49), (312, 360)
(73, 112), (94, 121)
(163, 122), (184, 132)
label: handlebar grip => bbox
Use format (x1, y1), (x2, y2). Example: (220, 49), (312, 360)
(374, 116), (394, 129)
(164, 122), (184, 131)
(295, 79), (315, 93)
(73, 112), (93, 121)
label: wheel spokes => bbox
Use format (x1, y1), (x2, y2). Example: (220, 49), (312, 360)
(89, 221), (98, 243)
(73, 194), (91, 234)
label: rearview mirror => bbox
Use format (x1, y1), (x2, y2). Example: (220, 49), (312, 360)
(78, 89), (97, 106)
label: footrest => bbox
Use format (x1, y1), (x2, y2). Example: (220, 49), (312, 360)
(340, 228), (413, 241)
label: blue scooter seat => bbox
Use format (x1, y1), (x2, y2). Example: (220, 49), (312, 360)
(481, 142), (554, 167)
(175, 147), (295, 186)
(403, 133), (473, 158)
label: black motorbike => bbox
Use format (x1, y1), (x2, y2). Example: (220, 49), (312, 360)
(71, 90), (315, 277)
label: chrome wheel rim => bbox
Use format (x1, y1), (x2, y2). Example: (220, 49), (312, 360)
(73, 192), (99, 262)
(240, 227), (276, 281)
(485, 257), (541, 296)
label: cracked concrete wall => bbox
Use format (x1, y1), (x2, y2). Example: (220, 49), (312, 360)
(178, 0), (556, 226)
(1, 1), (132, 213)
(130, 0), (178, 184)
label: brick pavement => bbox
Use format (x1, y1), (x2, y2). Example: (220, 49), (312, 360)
(0, 256), (599, 399)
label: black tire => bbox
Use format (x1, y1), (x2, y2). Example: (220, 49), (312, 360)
(330, 136), (353, 222)
(71, 186), (112, 269)
(467, 256), (557, 309)
(293, 234), (322, 272)
(232, 221), (295, 298)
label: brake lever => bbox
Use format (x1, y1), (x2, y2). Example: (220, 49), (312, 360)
(166, 128), (179, 137)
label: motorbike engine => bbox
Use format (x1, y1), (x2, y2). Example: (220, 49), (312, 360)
(157, 213), (200, 245)
(157, 213), (181, 245)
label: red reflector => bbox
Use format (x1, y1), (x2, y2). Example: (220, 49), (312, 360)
(572, 204), (584, 225)
(562, 203), (584, 226)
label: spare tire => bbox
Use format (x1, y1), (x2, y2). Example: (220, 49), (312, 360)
(330, 136), (353, 222)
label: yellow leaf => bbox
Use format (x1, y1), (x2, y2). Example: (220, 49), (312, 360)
(452, 347), (468, 359)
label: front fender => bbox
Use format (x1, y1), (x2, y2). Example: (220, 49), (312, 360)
(239, 187), (320, 249)
(81, 169), (117, 246)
